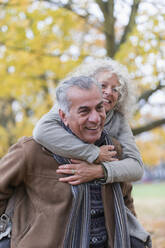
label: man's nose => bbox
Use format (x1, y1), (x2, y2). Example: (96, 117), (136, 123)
(88, 110), (100, 123)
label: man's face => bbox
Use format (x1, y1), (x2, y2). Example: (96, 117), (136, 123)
(59, 84), (106, 144)
(95, 71), (120, 113)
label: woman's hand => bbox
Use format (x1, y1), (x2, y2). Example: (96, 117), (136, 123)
(56, 159), (104, 185)
(97, 145), (118, 163)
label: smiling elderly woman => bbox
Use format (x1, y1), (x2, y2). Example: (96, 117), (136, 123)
(33, 57), (144, 184)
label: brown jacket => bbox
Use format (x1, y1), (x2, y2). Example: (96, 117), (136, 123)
(0, 137), (135, 248)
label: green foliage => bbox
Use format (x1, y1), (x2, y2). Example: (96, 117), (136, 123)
(0, 0), (85, 157)
(115, 9), (165, 165)
(0, 0), (165, 165)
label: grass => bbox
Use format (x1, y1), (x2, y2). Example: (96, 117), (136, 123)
(132, 182), (165, 248)
(132, 182), (165, 198)
(132, 182), (165, 217)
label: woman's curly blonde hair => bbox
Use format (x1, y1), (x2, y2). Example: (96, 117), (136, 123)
(63, 57), (136, 118)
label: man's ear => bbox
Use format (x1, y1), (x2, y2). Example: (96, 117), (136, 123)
(59, 109), (68, 126)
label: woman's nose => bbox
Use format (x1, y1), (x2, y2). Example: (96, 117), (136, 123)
(104, 86), (112, 95)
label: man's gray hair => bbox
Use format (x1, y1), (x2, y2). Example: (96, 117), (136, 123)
(56, 76), (102, 115)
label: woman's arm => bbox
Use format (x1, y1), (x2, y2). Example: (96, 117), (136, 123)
(102, 158), (143, 183)
(33, 107), (143, 184)
(33, 106), (100, 163)
(107, 113), (143, 166)
(56, 137), (143, 185)
(103, 113), (144, 183)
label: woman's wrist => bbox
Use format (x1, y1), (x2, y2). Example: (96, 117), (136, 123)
(94, 164), (108, 183)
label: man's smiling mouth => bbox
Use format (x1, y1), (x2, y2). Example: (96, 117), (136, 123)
(86, 126), (101, 131)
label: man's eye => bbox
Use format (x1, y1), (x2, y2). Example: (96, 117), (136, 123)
(101, 84), (106, 89)
(97, 105), (104, 111)
(79, 109), (88, 114)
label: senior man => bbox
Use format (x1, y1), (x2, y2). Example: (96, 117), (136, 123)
(0, 76), (146, 248)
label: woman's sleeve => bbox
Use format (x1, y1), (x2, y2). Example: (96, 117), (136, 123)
(102, 158), (143, 183)
(33, 107), (100, 163)
(117, 116), (143, 166)
(102, 115), (144, 183)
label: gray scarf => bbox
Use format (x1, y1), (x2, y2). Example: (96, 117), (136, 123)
(54, 124), (130, 248)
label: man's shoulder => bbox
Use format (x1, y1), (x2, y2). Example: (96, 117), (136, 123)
(113, 111), (125, 121)
(17, 136), (38, 146)
(16, 136), (42, 153)
(17, 136), (54, 161)
(18, 136), (33, 144)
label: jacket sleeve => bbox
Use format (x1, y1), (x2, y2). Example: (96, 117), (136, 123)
(117, 115), (143, 166)
(0, 139), (26, 215)
(103, 115), (144, 183)
(33, 106), (100, 163)
(103, 158), (143, 183)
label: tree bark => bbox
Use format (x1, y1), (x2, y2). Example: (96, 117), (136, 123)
(132, 118), (165, 135)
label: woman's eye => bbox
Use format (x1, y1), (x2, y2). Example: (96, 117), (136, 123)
(112, 88), (118, 92)
(101, 84), (106, 88)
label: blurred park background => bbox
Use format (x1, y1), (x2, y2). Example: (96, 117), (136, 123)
(0, 0), (165, 247)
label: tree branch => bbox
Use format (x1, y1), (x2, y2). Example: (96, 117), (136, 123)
(96, 0), (116, 57)
(135, 79), (165, 113)
(0, 42), (62, 57)
(116, 0), (141, 53)
(95, 0), (107, 13)
(138, 80), (165, 102)
(41, 0), (89, 19)
(38, 0), (72, 10)
(132, 118), (165, 135)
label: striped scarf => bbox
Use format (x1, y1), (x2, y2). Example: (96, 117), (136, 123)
(54, 125), (130, 248)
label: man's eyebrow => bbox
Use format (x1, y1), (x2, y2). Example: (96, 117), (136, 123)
(78, 101), (104, 112)
(78, 106), (89, 112)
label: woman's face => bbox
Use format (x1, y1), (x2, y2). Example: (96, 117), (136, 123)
(95, 71), (120, 113)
